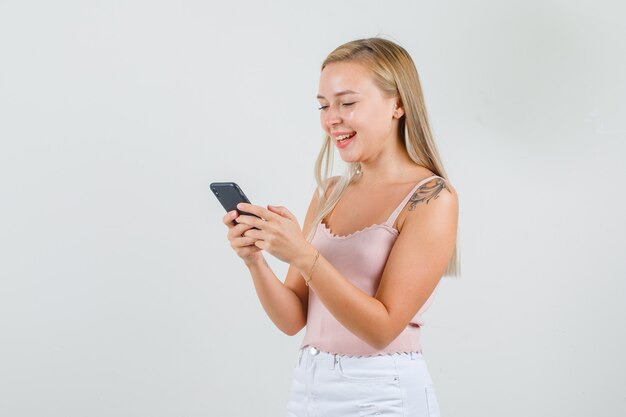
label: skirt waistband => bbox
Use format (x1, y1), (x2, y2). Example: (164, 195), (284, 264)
(298, 345), (423, 361)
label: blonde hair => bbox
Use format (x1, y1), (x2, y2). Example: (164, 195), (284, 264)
(307, 37), (460, 277)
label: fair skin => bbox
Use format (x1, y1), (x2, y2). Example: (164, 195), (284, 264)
(222, 60), (458, 349)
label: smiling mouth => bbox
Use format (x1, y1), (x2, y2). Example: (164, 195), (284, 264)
(336, 132), (356, 143)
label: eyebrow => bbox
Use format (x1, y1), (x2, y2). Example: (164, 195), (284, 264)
(316, 90), (360, 99)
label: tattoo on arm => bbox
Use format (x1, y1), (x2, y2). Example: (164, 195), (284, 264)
(408, 179), (451, 211)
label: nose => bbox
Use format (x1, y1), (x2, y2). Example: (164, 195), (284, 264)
(322, 103), (342, 129)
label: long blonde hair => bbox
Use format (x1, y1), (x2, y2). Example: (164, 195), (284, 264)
(307, 37), (460, 277)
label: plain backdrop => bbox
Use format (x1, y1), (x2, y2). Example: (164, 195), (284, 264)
(1, 1), (625, 416)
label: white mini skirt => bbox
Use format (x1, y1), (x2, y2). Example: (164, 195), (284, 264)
(286, 345), (441, 417)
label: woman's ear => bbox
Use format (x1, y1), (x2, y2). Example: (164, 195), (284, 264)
(393, 99), (405, 119)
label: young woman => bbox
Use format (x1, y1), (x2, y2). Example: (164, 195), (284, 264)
(222, 37), (459, 417)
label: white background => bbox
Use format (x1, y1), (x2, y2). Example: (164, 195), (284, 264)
(1, 1), (625, 416)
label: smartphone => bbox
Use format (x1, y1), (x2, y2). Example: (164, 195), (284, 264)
(209, 182), (262, 226)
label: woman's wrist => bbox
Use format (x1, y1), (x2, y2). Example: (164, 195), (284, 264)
(303, 249), (320, 286)
(293, 244), (319, 274)
(244, 253), (265, 269)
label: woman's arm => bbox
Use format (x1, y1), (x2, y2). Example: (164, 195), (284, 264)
(245, 256), (307, 336)
(291, 178), (458, 349)
(242, 178), (335, 336)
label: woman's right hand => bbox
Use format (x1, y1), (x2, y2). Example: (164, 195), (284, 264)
(223, 210), (263, 265)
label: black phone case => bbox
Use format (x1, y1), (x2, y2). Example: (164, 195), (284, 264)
(209, 182), (261, 226)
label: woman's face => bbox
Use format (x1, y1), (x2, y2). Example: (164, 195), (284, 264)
(317, 60), (403, 163)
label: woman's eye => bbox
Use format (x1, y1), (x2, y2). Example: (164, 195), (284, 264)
(317, 102), (355, 111)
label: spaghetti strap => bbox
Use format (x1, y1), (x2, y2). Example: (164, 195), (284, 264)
(383, 175), (445, 227)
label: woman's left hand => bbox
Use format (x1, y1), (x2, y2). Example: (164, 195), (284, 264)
(235, 202), (312, 266)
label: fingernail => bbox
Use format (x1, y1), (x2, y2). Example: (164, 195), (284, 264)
(230, 211), (237, 218)
(237, 203), (244, 209)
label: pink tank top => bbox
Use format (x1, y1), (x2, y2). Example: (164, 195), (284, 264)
(300, 175), (444, 357)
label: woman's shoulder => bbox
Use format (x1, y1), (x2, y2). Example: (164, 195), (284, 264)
(412, 170), (456, 195)
(429, 174), (457, 197)
(396, 172), (458, 233)
(415, 173), (458, 207)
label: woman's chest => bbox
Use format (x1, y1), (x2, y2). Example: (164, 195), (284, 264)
(313, 224), (397, 293)
(322, 184), (414, 237)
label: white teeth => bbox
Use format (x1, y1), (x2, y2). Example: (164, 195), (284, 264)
(336, 133), (355, 141)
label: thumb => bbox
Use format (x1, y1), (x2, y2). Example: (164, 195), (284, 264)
(268, 204), (296, 220)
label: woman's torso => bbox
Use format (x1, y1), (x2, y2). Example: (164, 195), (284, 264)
(300, 169), (449, 356)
